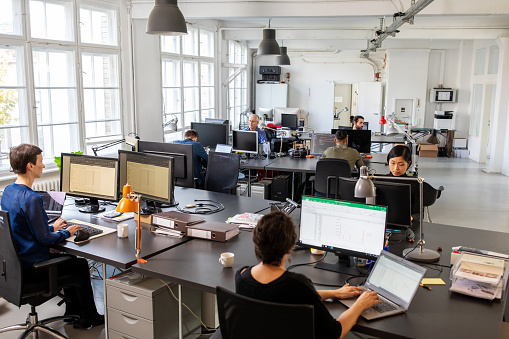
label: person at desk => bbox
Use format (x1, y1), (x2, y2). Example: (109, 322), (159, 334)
(352, 115), (364, 130)
(1, 144), (104, 329)
(175, 129), (208, 186)
(322, 130), (365, 171)
(243, 114), (267, 144)
(236, 212), (380, 339)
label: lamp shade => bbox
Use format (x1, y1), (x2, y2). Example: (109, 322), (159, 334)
(146, 0), (187, 36)
(257, 29), (280, 55)
(379, 116), (387, 125)
(386, 122), (400, 136)
(354, 166), (376, 198)
(116, 184), (139, 213)
(275, 46), (291, 65)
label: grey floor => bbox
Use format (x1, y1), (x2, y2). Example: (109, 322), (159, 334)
(1, 156), (508, 338)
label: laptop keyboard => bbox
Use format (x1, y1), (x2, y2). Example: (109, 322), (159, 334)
(65, 222), (103, 237)
(371, 297), (398, 313)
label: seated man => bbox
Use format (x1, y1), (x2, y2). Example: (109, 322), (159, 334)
(352, 115), (365, 130)
(243, 114), (267, 144)
(322, 130), (365, 171)
(175, 129), (208, 186)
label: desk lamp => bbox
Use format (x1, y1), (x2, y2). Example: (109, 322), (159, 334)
(163, 114), (178, 131)
(262, 125), (287, 157)
(354, 166), (440, 263)
(426, 129), (440, 144)
(116, 184), (147, 263)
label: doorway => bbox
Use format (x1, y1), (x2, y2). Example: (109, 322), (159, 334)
(333, 84), (352, 128)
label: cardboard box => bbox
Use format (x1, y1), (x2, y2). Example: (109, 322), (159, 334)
(418, 144), (438, 157)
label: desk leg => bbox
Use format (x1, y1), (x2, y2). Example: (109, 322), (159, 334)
(103, 264), (109, 339)
(291, 172), (295, 200)
(248, 171), (251, 197)
(178, 284), (183, 339)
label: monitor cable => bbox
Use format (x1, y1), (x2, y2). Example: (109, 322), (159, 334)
(176, 199), (225, 214)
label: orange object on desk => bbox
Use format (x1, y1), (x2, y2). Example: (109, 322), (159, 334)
(364, 155), (373, 158)
(306, 155), (315, 158)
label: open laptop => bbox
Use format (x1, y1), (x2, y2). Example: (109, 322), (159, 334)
(215, 144), (233, 153)
(37, 191), (66, 223)
(339, 250), (426, 320)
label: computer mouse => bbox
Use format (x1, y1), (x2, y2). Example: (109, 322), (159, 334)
(74, 230), (91, 242)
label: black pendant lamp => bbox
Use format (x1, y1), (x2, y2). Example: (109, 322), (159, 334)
(257, 20), (280, 55)
(146, 0), (188, 36)
(275, 43), (291, 65)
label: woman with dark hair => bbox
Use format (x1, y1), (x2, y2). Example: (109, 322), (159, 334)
(1, 144), (104, 329)
(236, 212), (380, 339)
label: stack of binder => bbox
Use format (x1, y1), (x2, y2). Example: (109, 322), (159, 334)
(151, 211), (205, 237)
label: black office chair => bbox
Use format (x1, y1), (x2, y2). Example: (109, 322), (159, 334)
(214, 286), (315, 339)
(0, 210), (80, 339)
(310, 158), (351, 198)
(204, 151), (241, 194)
(422, 182), (444, 223)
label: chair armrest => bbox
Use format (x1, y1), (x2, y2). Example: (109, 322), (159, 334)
(33, 256), (73, 297)
(223, 184), (240, 190)
(32, 256), (72, 269)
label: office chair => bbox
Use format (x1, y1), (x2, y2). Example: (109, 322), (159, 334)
(214, 286), (315, 339)
(310, 158), (351, 198)
(204, 151), (241, 194)
(422, 182), (444, 223)
(0, 210), (80, 339)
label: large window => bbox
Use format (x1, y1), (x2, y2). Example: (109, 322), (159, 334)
(0, 0), (122, 171)
(161, 26), (216, 142)
(227, 41), (248, 130)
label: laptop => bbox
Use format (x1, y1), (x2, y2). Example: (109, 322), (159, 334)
(215, 144), (233, 153)
(339, 250), (426, 320)
(37, 191), (66, 223)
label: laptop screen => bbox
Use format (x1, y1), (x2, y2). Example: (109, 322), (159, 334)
(366, 251), (426, 309)
(215, 144), (233, 153)
(37, 191), (66, 213)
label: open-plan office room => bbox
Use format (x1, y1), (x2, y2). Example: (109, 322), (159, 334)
(1, 0), (509, 338)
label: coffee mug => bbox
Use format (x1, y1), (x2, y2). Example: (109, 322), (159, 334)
(219, 252), (234, 268)
(117, 223), (129, 238)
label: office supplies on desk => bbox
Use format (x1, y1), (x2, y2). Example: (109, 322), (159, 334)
(152, 211), (205, 232)
(226, 213), (263, 229)
(65, 219), (116, 242)
(339, 251), (426, 320)
(186, 222), (239, 242)
(94, 210), (134, 222)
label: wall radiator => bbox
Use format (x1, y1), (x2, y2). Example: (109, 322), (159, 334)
(32, 177), (60, 191)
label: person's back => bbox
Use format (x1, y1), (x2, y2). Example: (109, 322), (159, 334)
(322, 130), (364, 171)
(175, 129), (208, 186)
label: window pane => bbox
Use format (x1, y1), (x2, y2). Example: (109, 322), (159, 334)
(83, 88), (120, 120)
(80, 5), (117, 46)
(201, 108), (213, 121)
(469, 84), (483, 137)
(161, 36), (180, 54)
(85, 120), (121, 138)
(201, 62), (214, 86)
(36, 89), (78, 124)
(488, 45), (499, 75)
(0, 89), (28, 126)
(82, 53), (119, 88)
(182, 27), (198, 56)
(228, 41), (235, 63)
(0, 0), (23, 35)
(163, 88), (181, 114)
(30, 0), (74, 41)
(162, 59), (180, 87)
(0, 127), (30, 170)
(33, 49), (76, 87)
(474, 48), (486, 75)
(200, 29), (214, 57)
(183, 87), (198, 112)
(38, 123), (80, 159)
(183, 61), (198, 86)
(164, 130), (183, 143)
(0, 45), (25, 86)
(201, 87), (214, 109)
(184, 111), (198, 125)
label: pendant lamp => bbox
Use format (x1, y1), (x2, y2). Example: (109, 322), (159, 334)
(258, 20), (280, 55)
(275, 45), (291, 65)
(146, 0), (188, 36)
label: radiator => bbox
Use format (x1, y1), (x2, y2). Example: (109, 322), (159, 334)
(32, 177), (60, 191)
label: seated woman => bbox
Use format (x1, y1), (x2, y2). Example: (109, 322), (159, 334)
(236, 212), (380, 339)
(1, 144), (104, 329)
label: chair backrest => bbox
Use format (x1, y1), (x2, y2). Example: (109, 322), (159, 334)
(216, 286), (315, 339)
(0, 210), (24, 307)
(422, 182), (443, 207)
(314, 158), (351, 197)
(204, 152), (241, 194)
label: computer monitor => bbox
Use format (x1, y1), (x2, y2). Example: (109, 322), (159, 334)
(346, 130), (372, 153)
(60, 153), (119, 213)
(298, 196), (387, 274)
(138, 141), (194, 188)
(118, 150), (175, 214)
(331, 127), (352, 133)
(281, 113), (299, 130)
(204, 118), (229, 124)
(258, 108), (273, 120)
(363, 122), (369, 130)
(191, 122), (229, 149)
(338, 177), (412, 229)
(274, 107), (300, 125)
(310, 133), (336, 155)
(232, 130), (258, 154)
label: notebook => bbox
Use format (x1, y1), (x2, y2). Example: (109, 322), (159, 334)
(339, 250), (426, 320)
(37, 191), (66, 223)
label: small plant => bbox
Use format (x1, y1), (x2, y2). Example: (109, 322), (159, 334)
(54, 151), (83, 171)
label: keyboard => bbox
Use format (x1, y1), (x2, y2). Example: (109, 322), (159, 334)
(371, 296), (398, 313)
(65, 222), (103, 237)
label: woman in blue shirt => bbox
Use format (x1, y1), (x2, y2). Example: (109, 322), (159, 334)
(1, 144), (104, 329)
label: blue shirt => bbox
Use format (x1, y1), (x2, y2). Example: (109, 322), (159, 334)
(1, 183), (70, 269)
(174, 138), (209, 185)
(243, 126), (267, 144)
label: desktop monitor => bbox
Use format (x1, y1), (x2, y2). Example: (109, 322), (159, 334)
(331, 127), (352, 133)
(338, 177), (412, 228)
(346, 130), (372, 154)
(191, 122), (229, 149)
(60, 153), (119, 213)
(310, 133), (336, 155)
(258, 108), (273, 120)
(281, 113), (299, 130)
(298, 196), (387, 274)
(274, 107), (300, 125)
(138, 141), (194, 188)
(204, 118), (229, 124)
(232, 130), (258, 154)
(118, 150), (175, 213)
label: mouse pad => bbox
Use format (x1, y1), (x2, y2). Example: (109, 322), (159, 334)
(65, 219), (116, 243)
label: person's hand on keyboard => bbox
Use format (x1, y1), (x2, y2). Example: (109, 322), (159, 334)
(333, 284), (364, 299)
(52, 218), (68, 232)
(354, 290), (381, 310)
(65, 224), (82, 236)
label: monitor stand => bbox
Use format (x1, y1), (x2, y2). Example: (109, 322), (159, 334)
(79, 198), (105, 213)
(140, 199), (179, 215)
(314, 253), (360, 276)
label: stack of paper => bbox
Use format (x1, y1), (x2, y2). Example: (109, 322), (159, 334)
(226, 213), (264, 229)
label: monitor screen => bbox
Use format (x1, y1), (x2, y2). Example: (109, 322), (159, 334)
(299, 196), (387, 261)
(310, 133), (336, 155)
(191, 122), (229, 148)
(274, 107), (300, 124)
(281, 113), (299, 130)
(232, 130), (258, 154)
(138, 141), (194, 188)
(204, 118), (229, 124)
(118, 150), (175, 206)
(346, 130), (372, 153)
(60, 153), (119, 212)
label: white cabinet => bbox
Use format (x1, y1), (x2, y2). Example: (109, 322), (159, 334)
(255, 84), (288, 118)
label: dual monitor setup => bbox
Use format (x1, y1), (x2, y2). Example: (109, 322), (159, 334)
(310, 130), (372, 155)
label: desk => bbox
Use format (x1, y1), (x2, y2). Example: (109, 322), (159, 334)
(132, 222), (509, 339)
(371, 135), (406, 152)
